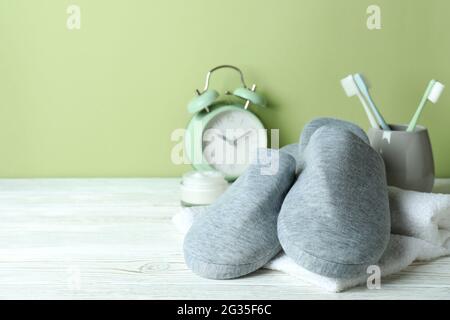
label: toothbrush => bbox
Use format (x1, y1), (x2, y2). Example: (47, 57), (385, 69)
(352, 74), (390, 131)
(341, 75), (379, 128)
(406, 80), (445, 132)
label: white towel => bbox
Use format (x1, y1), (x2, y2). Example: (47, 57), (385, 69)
(389, 187), (450, 247)
(173, 188), (450, 292)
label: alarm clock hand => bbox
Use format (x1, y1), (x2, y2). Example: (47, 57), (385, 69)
(233, 130), (253, 145)
(214, 132), (235, 145)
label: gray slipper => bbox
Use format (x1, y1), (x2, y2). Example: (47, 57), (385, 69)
(183, 148), (296, 279)
(278, 119), (391, 279)
(297, 117), (370, 170)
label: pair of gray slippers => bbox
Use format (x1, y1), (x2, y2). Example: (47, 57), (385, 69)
(183, 118), (391, 280)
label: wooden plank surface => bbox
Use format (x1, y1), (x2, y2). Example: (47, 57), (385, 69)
(0, 178), (449, 300)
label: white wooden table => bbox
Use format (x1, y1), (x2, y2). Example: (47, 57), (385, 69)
(1, 178), (450, 300)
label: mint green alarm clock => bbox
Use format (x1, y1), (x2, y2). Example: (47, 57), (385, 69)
(184, 65), (268, 181)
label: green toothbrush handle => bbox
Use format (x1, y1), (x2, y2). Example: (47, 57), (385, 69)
(407, 97), (428, 132)
(407, 81), (435, 132)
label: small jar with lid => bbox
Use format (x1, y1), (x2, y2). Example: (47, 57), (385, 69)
(180, 171), (229, 207)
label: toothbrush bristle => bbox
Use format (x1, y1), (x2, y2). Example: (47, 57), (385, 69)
(341, 75), (357, 97)
(429, 82), (445, 103)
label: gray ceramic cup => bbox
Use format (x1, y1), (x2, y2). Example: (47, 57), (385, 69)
(368, 125), (435, 192)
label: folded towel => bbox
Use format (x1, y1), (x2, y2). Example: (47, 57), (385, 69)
(389, 186), (450, 247)
(173, 187), (450, 292)
(266, 235), (449, 292)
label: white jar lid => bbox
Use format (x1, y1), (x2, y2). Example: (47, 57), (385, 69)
(182, 171), (228, 189)
(180, 171), (229, 205)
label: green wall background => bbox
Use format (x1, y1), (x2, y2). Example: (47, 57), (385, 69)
(1, 0), (449, 178)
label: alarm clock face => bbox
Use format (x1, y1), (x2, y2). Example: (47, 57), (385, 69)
(202, 109), (267, 179)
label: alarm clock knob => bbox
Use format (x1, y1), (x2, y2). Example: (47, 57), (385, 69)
(233, 85), (267, 110)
